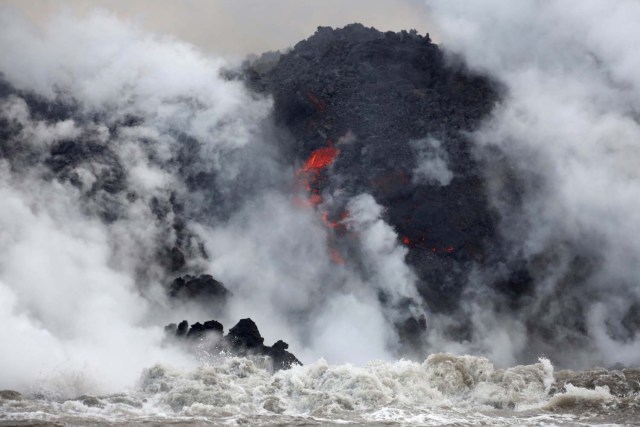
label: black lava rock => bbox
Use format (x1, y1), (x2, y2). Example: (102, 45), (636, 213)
(176, 320), (189, 337)
(266, 340), (302, 370)
(186, 320), (224, 339)
(169, 274), (231, 305)
(165, 317), (302, 371)
(227, 318), (265, 350)
(246, 24), (501, 315)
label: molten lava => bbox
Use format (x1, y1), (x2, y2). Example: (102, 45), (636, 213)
(295, 140), (340, 207)
(400, 234), (455, 255)
(322, 210), (350, 232)
(293, 139), (347, 264)
(328, 246), (345, 265)
(301, 145), (340, 172)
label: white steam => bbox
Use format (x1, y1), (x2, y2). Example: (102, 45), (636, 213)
(0, 7), (428, 394)
(0, 9), (270, 393)
(0, 168), (191, 395)
(411, 137), (453, 186)
(428, 0), (640, 367)
(199, 192), (425, 365)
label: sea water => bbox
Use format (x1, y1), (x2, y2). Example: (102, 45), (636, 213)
(2, 353), (638, 426)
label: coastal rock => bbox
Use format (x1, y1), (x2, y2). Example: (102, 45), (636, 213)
(227, 318), (264, 351)
(266, 340), (302, 371)
(165, 317), (302, 371)
(168, 274), (231, 307)
(187, 320), (224, 339)
(0, 390), (22, 400)
(553, 368), (640, 397)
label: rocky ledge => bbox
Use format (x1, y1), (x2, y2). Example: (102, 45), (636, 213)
(164, 318), (302, 371)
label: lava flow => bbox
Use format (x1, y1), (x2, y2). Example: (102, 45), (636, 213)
(322, 210), (350, 234)
(295, 139), (340, 207)
(401, 235), (455, 255)
(294, 139), (348, 264)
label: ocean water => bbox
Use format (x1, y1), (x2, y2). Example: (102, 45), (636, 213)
(1, 353), (638, 426)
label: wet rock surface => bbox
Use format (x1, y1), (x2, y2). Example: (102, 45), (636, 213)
(169, 274), (231, 307)
(553, 368), (640, 397)
(165, 318), (302, 371)
(0, 390), (22, 400)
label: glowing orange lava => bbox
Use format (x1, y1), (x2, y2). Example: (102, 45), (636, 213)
(293, 139), (347, 264)
(322, 210), (350, 229)
(301, 145), (340, 172)
(328, 246), (345, 265)
(295, 140), (340, 207)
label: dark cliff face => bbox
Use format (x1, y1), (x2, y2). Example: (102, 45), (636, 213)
(247, 24), (501, 312)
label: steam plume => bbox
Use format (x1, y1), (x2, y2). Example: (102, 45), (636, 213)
(0, 8), (425, 393)
(428, 0), (640, 368)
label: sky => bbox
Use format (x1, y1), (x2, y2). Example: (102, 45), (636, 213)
(2, 0), (432, 57)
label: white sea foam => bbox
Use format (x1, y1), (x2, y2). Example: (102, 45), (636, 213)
(5, 353), (632, 426)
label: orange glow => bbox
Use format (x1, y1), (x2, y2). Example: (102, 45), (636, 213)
(308, 193), (323, 206)
(307, 92), (326, 113)
(295, 140), (340, 207)
(293, 139), (347, 265)
(301, 145), (340, 172)
(402, 236), (411, 245)
(328, 247), (345, 265)
(322, 210), (350, 229)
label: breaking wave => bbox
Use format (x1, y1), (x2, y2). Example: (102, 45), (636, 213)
(2, 354), (639, 426)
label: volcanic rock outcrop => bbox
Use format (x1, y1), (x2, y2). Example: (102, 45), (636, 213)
(169, 274), (231, 307)
(246, 24), (500, 314)
(165, 318), (302, 371)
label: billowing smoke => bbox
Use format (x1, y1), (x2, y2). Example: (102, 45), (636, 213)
(411, 137), (454, 186)
(427, 0), (640, 368)
(0, 8), (426, 393)
(0, 8), (269, 394)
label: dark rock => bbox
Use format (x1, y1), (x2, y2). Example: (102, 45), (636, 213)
(266, 340), (302, 371)
(552, 368), (640, 397)
(204, 320), (224, 333)
(0, 390), (22, 400)
(227, 318), (265, 350)
(169, 274), (231, 305)
(186, 320), (224, 339)
(165, 317), (302, 371)
(246, 23), (500, 320)
(271, 339), (289, 351)
(169, 247), (186, 272)
(176, 320), (189, 336)
(397, 315), (427, 355)
(76, 395), (102, 407)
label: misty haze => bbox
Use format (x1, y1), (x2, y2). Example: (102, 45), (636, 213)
(1, 1), (639, 426)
